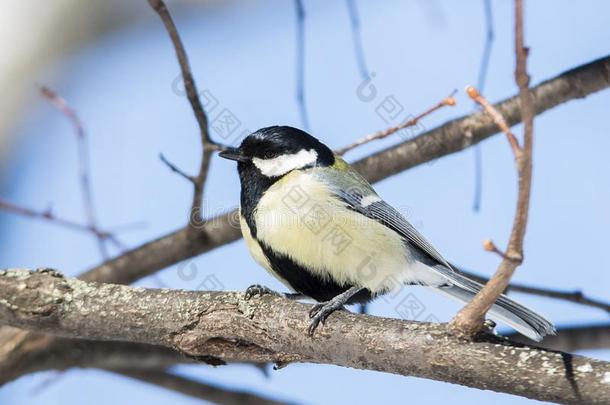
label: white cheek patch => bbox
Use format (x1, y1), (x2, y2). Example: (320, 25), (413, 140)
(252, 149), (318, 177)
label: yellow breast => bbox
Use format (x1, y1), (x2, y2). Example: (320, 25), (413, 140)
(250, 170), (411, 293)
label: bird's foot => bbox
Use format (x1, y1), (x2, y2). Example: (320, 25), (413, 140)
(244, 284), (279, 300)
(307, 286), (365, 336)
(307, 299), (345, 336)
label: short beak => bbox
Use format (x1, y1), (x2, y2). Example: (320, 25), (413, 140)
(219, 147), (249, 162)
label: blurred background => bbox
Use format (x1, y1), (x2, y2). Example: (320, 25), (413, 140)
(1, 0), (609, 404)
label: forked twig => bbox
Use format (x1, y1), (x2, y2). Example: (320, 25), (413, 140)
(450, 0), (535, 338)
(147, 0), (224, 229)
(39, 86), (122, 256)
(159, 153), (196, 185)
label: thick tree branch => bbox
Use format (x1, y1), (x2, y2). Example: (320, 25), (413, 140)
(82, 55), (610, 286)
(81, 211), (240, 284)
(3, 323), (609, 387)
(1, 269), (610, 404)
(0, 331), (289, 405)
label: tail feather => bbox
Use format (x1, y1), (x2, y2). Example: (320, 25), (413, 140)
(431, 266), (556, 341)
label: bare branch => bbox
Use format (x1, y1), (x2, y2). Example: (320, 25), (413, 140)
(116, 369), (295, 405)
(147, 0), (222, 228)
(1, 269), (609, 404)
(40, 86), (110, 257)
(336, 92), (456, 155)
(147, 0), (210, 146)
(0, 198), (124, 250)
(159, 153), (197, 185)
(466, 86), (521, 155)
(4, 323), (610, 387)
(450, 0), (536, 337)
(190, 148), (215, 227)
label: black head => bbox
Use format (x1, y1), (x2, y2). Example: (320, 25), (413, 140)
(219, 126), (335, 178)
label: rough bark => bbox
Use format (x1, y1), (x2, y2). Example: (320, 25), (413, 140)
(2, 269), (610, 404)
(3, 322), (608, 388)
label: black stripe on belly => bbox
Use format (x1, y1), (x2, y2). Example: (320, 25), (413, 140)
(258, 241), (372, 303)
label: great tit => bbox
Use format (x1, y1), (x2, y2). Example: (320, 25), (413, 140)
(220, 126), (555, 340)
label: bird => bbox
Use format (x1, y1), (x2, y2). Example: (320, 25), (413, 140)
(219, 125), (555, 340)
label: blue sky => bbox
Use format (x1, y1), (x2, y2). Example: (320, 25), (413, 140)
(1, 0), (609, 404)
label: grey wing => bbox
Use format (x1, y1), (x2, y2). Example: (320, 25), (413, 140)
(313, 163), (454, 271)
(339, 192), (452, 269)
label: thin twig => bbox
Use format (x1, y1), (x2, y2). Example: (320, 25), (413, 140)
(294, 0), (309, 130)
(482, 239), (508, 259)
(0, 198), (125, 250)
(336, 92), (456, 155)
(346, 0), (369, 80)
(466, 86), (521, 156)
(147, 0), (211, 146)
(40, 86), (109, 258)
(472, 0), (495, 211)
(147, 0), (222, 229)
(450, 0), (535, 338)
(159, 153), (196, 185)
(190, 148), (214, 227)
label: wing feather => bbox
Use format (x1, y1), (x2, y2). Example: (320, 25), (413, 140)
(314, 161), (453, 271)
